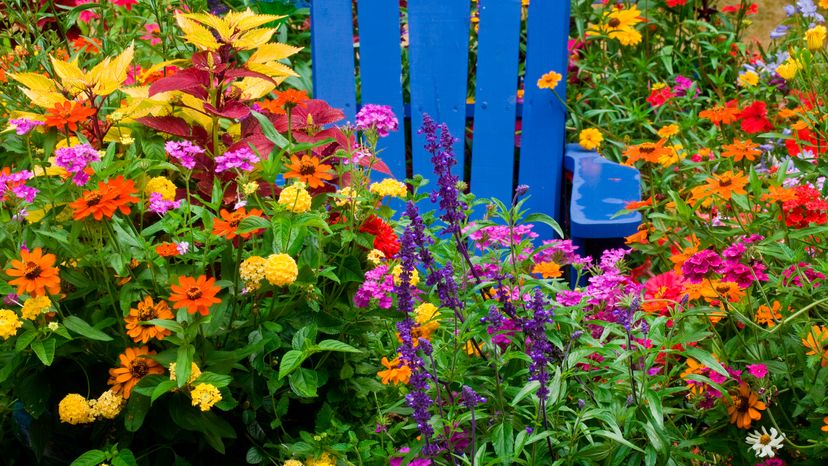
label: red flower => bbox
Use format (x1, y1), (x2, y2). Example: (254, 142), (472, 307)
(642, 271), (686, 317)
(359, 215), (400, 258)
(785, 127), (826, 157)
(737, 101), (772, 134)
(646, 86), (674, 107)
(722, 3), (758, 15)
(666, 0), (687, 6)
(781, 185), (828, 228)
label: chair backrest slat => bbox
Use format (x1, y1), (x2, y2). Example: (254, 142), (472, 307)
(356, 0), (406, 177)
(470, 0), (522, 208)
(407, 0), (471, 178)
(310, 0), (357, 121)
(518, 0), (571, 224)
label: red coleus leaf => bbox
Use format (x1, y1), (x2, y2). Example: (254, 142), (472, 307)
(148, 68), (210, 97)
(203, 101), (251, 119)
(136, 116), (209, 143)
(224, 68), (276, 84)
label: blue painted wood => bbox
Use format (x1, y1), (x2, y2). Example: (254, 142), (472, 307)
(356, 0), (406, 179)
(565, 144), (641, 239)
(519, 0), (571, 230)
(407, 0), (471, 178)
(310, 0), (357, 121)
(470, 0), (521, 209)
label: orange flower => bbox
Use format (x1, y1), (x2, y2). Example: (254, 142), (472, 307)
(211, 207), (264, 240)
(70, 176), (139, 221)
(155, 243), (180, 257)
(532, 261), (562, 279)
(625, 223), (649, 245)
(625, 197), (653, 210)
(822, 416), (828, 432)
(669, 235), (700, 272)
(5, 247), (61, 297)
(762, 185), (797, 204)
(727, 382), (766, 429)
(169, 275), (221, 316)
(124, 296), (174, 343)
(699, 104), (740, 126)
(690, 170), (748, 207)
(284, 155), (334, 188)
(680, 358), (707, 395)
(755, 301), (782, 327)
(622, 140), (670, 165)
(803, 325), (828, 367)
(721, 139), (760, 162)
(108, 346), (164, 399)
(377, 356), (411, 385)
(44, 101), (95, 131)
(273, 89), (309, 108)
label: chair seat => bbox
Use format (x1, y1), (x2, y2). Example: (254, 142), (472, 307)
(565, 144), (641, 239)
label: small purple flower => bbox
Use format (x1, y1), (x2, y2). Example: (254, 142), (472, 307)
(4, 293), (20, 306)
(798, 0), (824, 22)
(215, 147), (260, 173)
(9, 118), (44, 136)
(356, 104), (399, 137)
(148, 192), (181, 215)
(0, 169), (38, 203)
(461, 386), (486, 408)
(55, 143), (100, 186)
(165, 140), (204, 170)
(784, 4), (796, 16)
(770, 25), (790, 39)
(176, 241), (190, 255)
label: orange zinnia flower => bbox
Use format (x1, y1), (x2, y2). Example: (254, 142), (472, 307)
(761, 185), (797, 204)
(155, 243), (180, 257)
(284, 154), (334, 188)
(69, 176), (139, 220)
(690, 170), (748, 207)
(622, 140), (670, 165)
(211, 207), (264, 240)
(532, 261), (562, 279)
(44, 101), (95, 131)
(699, 104), (741, 126)
(124, 296), (174, 344)
(169, 275), (221, 316)
(721, 139), (760, 162)
(727, 382), (766, 429)
(803, 325), (828, 367)
(5, 247), (61, 297)
(377, 356), (411, 385)
(755, 301), (783, 327)
(108, 346), (165, 399)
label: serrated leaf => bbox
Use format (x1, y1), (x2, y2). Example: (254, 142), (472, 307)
(288, 368), (318, 397)
(70, 450), (107, 466)
(279, 349), (307, 379)
(316, 340), (361, 353)
(31, 338), (56, 366)
(238, 215), (271, 234)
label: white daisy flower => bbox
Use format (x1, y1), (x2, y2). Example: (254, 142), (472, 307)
(745, 426), (785, 458)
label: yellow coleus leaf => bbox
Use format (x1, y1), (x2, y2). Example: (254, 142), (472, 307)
(176, 15), (221, 50)
(233, 28), (278, 50)
(231, 11), (284, 32)
(8, 72), (58, 93)
(235, 77), (276, 101)
(247, 62), (299, 79)
(183, 12), (234, 41)
(248, 43), (302, 64)
(20, 87), (67, 109)
(50, 56), (86, 95)
(89, 44), (134, 96)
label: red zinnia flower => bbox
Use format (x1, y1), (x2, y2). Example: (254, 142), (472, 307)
(359, 215), (400, 258)
(737, 101), (772, 134)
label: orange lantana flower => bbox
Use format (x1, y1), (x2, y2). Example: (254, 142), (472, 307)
(721, 139), (761, 162)
(377, 356), (411, 385)
(124, 296), (174, 344)
(5, 247), (61, 297)
(44, 101), (95, 131)
(622, 140), (670, 165)
(169, 275), (221, 316)
(69, 176), (139, 220)
(211, 207), (264, 240)
(108, 346), (165, 399)
(803, 325), (828, 367)
(284, 155), (334, 188)
(699, 104), (740, 126)
(727, 382), (766, 429)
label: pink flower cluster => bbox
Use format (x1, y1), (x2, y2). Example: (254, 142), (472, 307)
(534, 239), (590, 266)
(148, 192), (181, 215)
(215, 147), (260, 173)
(466, 223), (538, 250)
(55, 143), (100, 186)
(356, 104), (399, 137)
(165, 140), (204, 170)
(781, 262), (825, 287)
(9, 118), (44, 136)
(681, 236), (767, 288)
(0, 169), (38, 203)
(354, 265), (395, 309)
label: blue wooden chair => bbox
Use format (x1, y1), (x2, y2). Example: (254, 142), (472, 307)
(308, 0), (641, 245)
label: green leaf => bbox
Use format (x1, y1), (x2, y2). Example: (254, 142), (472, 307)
(124, 394), (151, 432)
(31, 338), (56, 366)
(685, 347), (728, 377)
(63, 316), (113, 341)
(493, 422), (514, 466)
(522, 212), (564, 239)
(70, 450), (107, 466)
(279, 349), (307, 379)
(316, 339), (360, 353)
(246, 447), (265, 464)
(151, 380), (177, 403)
(238, 215), (271, 234)
(176, 344), (195, 388)
(289, 368), (318, 398)
(250, 110), (289, 148)
(510, 380), (540, 406)
(146, 318), (184, 334)
(111, 450), (139, 466)
(595, 429), (644, 453)
(15, 329), (38, 352)
(194, 372), (233, 388)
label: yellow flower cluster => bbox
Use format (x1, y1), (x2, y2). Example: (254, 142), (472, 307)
(414, 302), (440, 338)
(21, 296), (51, 320)
(169, 362), (202, 385)
(392, 264), (419, 286)
(242, 181), (260, 196)
(586, 5), (643, 46)
(283, 460), (304, 466)
(367, 249), (385, 266)
(264, 253), (298, 286)
(58, 390), (125, 424)
(0, 309), (22, 340)
(145, 176), (176, 201)
(240, 255), (267, 291)
(305, 453), (335, 466)
(657, 124), (679, 139)
(578, 128), (603, 151)
(279, 182), (312, 213)
(190, 383), (222, 411)
(334, 186), (357, 207)
(369, 179), (407, 198)
(90, 389), (125, 419)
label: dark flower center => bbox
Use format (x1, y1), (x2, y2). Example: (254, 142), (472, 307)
(131, 360), (149, 378)
(299, 162), (317, 176)
(186, 287), (203, 300)
(719, 178), (732, 187)
(138, 303), (156, 321)
(639, 145), (656, 154)
(85, 192), (103, 206)
(735, 396), (750, 413)
(24, 261), (42, 279)
(608, 18), (621, 28)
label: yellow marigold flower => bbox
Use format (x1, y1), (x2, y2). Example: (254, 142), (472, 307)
(240, 256), (267, 290)
(578, 128), (603, 151)
(532, 261), (562, 279)
(776, 58), (800, 80)
(242, 181), (260, 196)
(806, 25), (827, 51)
(21, 296), (51, 320)
(738, 70), (759, 87)
(334, 186), (357, 207)
(278, 182), (312, 213)
(283, 461), (305, 466)
(58, 393), (95, 424)
(264, 253), (298, 286)
(367, 249), (385, 265)
(91, 389), (125, 419)
(392, 264), (419, 286)
(169, 362), (202, 385)
(369, 179), (408, 198)
(145, 176), (176, 201)
(0, 309), (22, 340)
(305, 453), (335, 466)
(191, 383), (222, 411)
(537, 70), (562, 90)
(657, 124), (679, 139)
(414, 302), (440, 338)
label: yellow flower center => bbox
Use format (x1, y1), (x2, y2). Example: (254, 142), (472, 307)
(759, 434), (771, 445)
